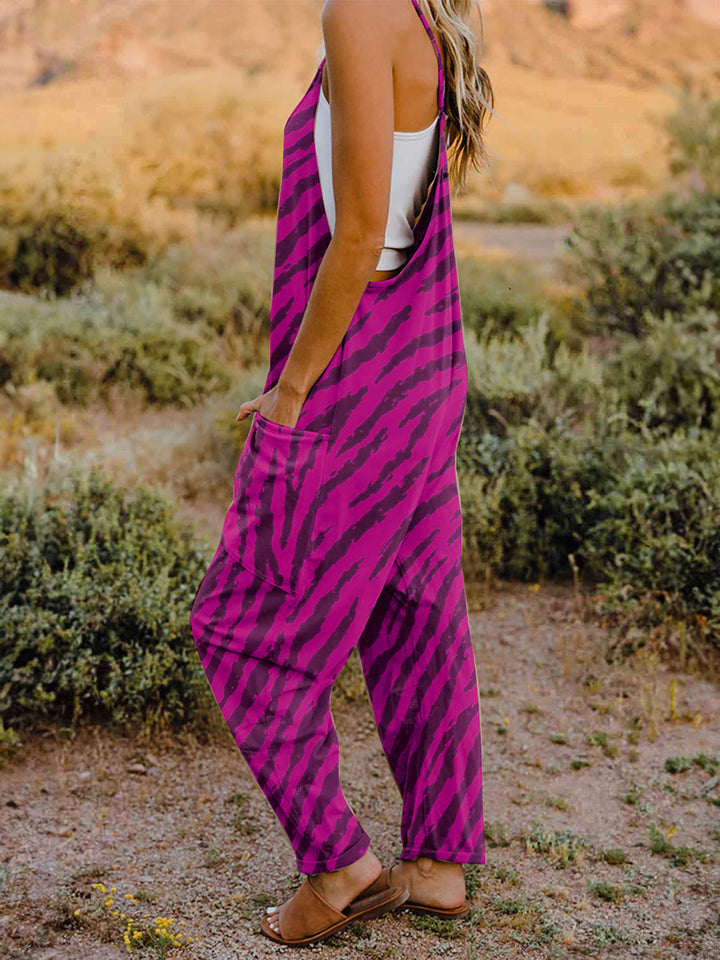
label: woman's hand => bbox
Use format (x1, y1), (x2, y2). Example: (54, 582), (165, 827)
(235, 383), (307, 430)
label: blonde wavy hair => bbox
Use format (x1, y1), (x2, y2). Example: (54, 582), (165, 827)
(315, 0), (495, 195)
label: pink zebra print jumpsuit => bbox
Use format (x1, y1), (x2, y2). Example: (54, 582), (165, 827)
(190, 0), (485, 875)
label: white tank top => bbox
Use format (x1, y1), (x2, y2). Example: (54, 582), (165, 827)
(314, 82), (440, 271)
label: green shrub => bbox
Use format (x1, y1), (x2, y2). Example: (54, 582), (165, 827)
(562, 193), (720, 337)
(458, 420), (620, 583)
(578, 430), (720, 661)
(3, 214), (94, 297)
(524, 823), (584, 868)
(602, 848), (627, 865)
(0, 719), (21, 766)
(693, 752), (720, 775)
(142, 232), (273, 352)
(462, 313), (604, 436)
(0, 470), (211, 731)
(601, 309), (720, 434)
(457, 415), (720, 663)
(457, 256), (554, 341)
(665, 756), (693, 775)
(0, 277), (232, 405)
(647, 824), (707, 866)
(665, 91), (720, 194)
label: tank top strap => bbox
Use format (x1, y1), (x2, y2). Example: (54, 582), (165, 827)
(409, 0), (445, 119)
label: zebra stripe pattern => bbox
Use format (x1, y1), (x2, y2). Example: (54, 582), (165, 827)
(191, 0), (485, 874)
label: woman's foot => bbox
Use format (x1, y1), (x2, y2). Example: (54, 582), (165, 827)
(265, 847), (384, 935)
(389, 856), (466, 910)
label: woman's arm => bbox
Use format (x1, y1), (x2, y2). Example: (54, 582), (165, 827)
(237, 0), (396, 428)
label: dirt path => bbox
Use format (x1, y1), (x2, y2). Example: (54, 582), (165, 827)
(2, 583), (718, 960)
(453, 221), (574, 276)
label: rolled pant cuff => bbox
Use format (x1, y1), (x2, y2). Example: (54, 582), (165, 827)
(296, 831), (372, 875)
(400, 845), (486, 865)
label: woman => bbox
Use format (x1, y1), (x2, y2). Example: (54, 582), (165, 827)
(190, 0), (494, 947)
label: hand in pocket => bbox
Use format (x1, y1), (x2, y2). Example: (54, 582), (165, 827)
(235, 383), (307, 430)
(222, 413), (330, 596)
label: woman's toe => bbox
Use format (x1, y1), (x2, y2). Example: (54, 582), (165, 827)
(266, 906), (278, 915)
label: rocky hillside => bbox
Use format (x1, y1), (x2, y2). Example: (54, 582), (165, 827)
(0, 0), (719, 96)
(483, 0), (720, 94)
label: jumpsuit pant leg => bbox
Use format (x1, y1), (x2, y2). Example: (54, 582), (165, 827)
(191, 544), (372, 874)
(190, 434), (484, 874)
(356, 444), (485, 864)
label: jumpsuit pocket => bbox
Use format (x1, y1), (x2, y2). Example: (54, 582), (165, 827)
(221, 411), (330, 596)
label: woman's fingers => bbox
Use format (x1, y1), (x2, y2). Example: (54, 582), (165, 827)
(235, 400), (258, 421)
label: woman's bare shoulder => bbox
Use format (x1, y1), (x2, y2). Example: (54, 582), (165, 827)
(321, 0), (404, 38)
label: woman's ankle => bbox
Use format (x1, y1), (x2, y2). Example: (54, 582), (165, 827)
(411, 856), (462, 878)
(314, 846), (380, 879)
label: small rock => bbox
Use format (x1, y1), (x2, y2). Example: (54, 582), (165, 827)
(127, 763), (147, 775)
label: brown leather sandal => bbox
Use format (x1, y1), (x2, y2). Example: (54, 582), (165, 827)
(348, 864), (472, 920)
(260, 871), (410, 946)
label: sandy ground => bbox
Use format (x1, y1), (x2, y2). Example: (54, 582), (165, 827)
(1, 583), (718, 960)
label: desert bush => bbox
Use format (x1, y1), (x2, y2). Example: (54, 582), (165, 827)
(0, 209), (151, 296)
(562, 193), (720, 337)
(141, 227), (274, 360)
(665, 91), (720, 194)
(601, 308), (720, 435)
(0, 69), (291, 264)
(116, 81), (283, 226)
(1, 214), (94, 297)
(458, 419), (621, 583)
(0, 470), (212, 731)
(457, 255), (556, 341)
(578, 430), (720, 665)
(0, 277), (232, 406)
(462, 313), (604, 435)
(458, 408), (720, 665)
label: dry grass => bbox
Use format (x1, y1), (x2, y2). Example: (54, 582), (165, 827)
(0, 37), (689, 247)
(460, 61), (678, 204)
(0, 66), (289, 251)
(1, 0), (719, 233)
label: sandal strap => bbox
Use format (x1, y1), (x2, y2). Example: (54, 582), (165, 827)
(278, 876), (347, 941)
